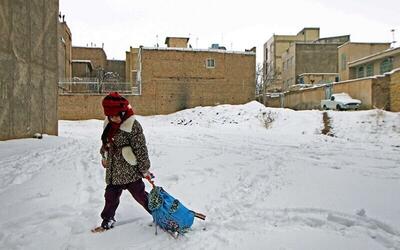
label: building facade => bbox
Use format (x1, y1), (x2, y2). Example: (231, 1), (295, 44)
(71, 60), (93, 78)
(263, 28), (320, 92)
(71, 47), (126, 82)
(348, 47), (400, 79)
(58, 20), (72, 80)
(281, 42), (346, 90)
(338, 42), (391, 81)
(72, 46), (107, 78)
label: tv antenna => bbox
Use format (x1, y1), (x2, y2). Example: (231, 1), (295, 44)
(391, 29), (397, 47)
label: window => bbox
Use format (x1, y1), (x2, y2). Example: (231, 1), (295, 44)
(380, 58), (393, 74)
(206, 58), (215, 68)
(366, 64), (374, 77)
(357, 66), (365, 78)
(341, 54), (347, 70)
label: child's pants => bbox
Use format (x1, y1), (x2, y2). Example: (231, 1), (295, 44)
(101, 178), (151, 220)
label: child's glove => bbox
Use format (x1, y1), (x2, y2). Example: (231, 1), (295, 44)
(143, 171), (155, 179)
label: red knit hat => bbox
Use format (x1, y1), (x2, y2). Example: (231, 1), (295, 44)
(102, 92), (130, 116)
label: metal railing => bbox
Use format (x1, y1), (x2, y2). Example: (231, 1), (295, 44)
(58, 81), (140, 95)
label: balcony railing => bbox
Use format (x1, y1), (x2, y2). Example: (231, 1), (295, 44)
(58, 81), (140, 95)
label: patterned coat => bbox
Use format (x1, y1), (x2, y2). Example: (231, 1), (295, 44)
(100, 116), (150, 185)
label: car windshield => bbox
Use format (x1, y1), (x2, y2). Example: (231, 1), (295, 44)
(334, 94), (352, 100)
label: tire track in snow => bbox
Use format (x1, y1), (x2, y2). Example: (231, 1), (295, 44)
(0, 136), (104, 249)
(256, 208), (400, 250)
(0, 139), (78, 193)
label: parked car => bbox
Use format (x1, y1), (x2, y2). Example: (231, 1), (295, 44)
(321, 93), (361, 110)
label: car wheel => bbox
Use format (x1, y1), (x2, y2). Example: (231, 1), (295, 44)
(323, 105), (328, 110)
(336, 104), (342, 111)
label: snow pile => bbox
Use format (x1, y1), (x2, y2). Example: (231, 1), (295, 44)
(151, 101), (323, 137)
(329, 109), (400, 146)
(0, 102), (400, 250)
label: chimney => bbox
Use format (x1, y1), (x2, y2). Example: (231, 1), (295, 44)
(165, 37), (189, 48)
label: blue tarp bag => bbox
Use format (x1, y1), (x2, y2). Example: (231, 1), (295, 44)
(148, 186), (195, 234)
(145, 176), (206, 237)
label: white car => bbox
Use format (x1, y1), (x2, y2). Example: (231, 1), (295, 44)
(321, 93), (361, 110)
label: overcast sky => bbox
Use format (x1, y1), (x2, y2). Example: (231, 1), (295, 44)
(60, 0), (400, 63)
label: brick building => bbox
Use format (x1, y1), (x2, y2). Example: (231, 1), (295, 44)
(71, 46), (126, 82)
(58, 20), (72, 80)
(125, 37), (256, 114)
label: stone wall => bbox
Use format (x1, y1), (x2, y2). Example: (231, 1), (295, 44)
(0, 0), (59, 140)
(390, 70), (400, 112)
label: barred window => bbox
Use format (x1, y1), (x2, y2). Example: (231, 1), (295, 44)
(206, 58), (215, 68)
(357, 66), (365, 78)
(366, 64), (374, 77)
(380, 58), (393, 74)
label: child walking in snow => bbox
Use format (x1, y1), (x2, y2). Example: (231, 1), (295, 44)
(98, 92), (152, 230)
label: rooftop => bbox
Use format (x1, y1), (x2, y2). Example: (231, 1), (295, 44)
(141, 46), (256, 55)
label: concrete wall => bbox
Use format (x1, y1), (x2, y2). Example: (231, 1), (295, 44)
(0, 0), (59, 140)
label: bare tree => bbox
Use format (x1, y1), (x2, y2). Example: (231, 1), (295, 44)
(259, 62), (279, 105)
(255, 63), (264, 96)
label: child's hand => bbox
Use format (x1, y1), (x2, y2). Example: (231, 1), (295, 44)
(101, 159), (108, 168)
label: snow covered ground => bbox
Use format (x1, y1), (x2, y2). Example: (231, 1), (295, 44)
(1, 101), (400, 250)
